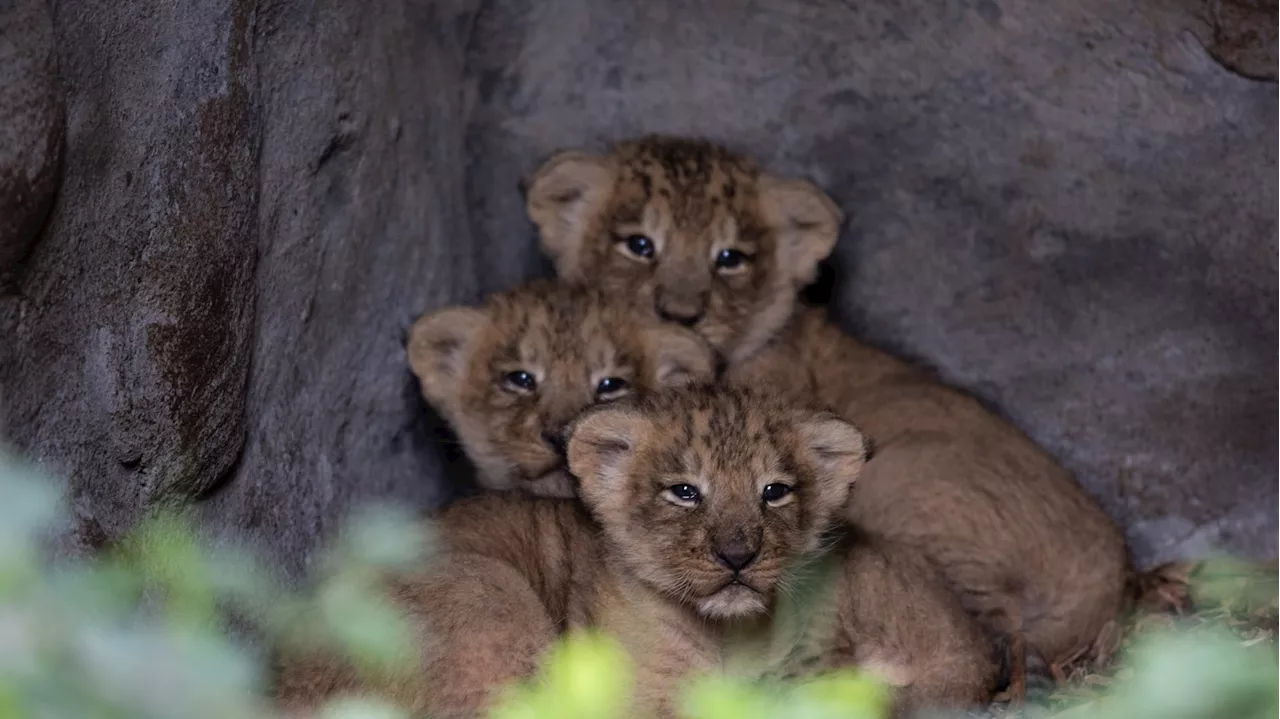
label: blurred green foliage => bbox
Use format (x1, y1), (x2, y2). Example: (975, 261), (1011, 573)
(0, 450), (418, 719)
(0, 447), (1274, 719)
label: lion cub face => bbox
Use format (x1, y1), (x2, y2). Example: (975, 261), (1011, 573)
(566, 386), (869, 619)
(408, 280), (715, 497)
(526, 136), (843, 362)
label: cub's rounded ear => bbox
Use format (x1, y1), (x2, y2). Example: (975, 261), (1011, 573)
(757, 175), (843, 287)
(566, 403), (648, 513)
(407, 306), (488, 413)
(644, 326), (716, 387)
(794, 412), (870, 506)
(525, 150), (617, 280)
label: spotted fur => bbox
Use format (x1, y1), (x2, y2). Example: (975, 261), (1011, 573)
(527, 136), (1131, 667)
(276, 387), (996, 719)
(527, 136), (840, 362)
(406, 278), (714, 496)
(566, 385), (997, 717)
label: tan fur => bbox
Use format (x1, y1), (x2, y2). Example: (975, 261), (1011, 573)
(273, 496), (597, 718)
(276, 387), (996, 718)
(526, 136), (1131, 665)
(527, 137), (839, 363)
(566, 386), (997, 717)
(405, 278), (715, 496)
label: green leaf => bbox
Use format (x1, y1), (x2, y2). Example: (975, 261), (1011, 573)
(785, 671), (891, 719)
(1104, 628), (1279, 719)
(489, 631), (634, 719)
(73, 624), (263, 718)
(45, 560), (145, 621)
(489, 684), (553, 719)
(124, 511), (218, 628)
(0, 681), (22, 719)
(327, 504), (435, 575)
(317, 574), (419, 680)
(0, 451), (63, 566)
(1188, 556), (1278, 615)
(319, 695), (412, 719)
(680, 674), (776, 719)
(537, 630), (632, 719)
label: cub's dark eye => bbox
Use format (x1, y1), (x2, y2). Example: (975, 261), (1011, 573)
(761, 483), (793, 504)
(715, 248), (751, 271)
(622, 234), (655, 259)
(665, 483), (702, 506)
(596, 377), (629, 396)
(503, 370), (537, 392)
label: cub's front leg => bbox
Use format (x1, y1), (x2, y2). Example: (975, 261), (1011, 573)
(593, 582), (721, 719)
(273, 552), (556, 719)
(400, 553), (558, 718)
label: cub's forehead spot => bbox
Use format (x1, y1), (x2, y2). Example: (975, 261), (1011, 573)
(616, 155), (756, 246)
(511, 332), (550, 370)
(662, 400), (786, 489)
(713, 214), (740, 248)
(628, 411), (696, 476)
(585, 335), (621, 378)
(642, 202), (672, 236)
(498, 299), (653, 385)
(487, 299), (566, 366)
(676, 443), (704, 478)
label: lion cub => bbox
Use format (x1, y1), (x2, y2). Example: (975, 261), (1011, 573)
(406, 278), (714, 496)
(526, 136), (1131, 671)
(276, 387), (996, 719)
(566, 386), (997, 717)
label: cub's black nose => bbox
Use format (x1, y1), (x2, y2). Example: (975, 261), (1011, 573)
(541, 429), (566, 456)
(714, 541), (760, 572)
(658, 307), (702, 327)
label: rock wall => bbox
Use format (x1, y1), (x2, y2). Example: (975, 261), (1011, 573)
(1, 0), (1274, 572)
(2, 0), (258, 550)
(0, 0), (62, 281)
(1, 0), (483, 566)
(200, 0), (484, 569)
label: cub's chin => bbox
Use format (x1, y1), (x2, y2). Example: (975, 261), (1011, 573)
(690, 317), (736, 356)
(695, 583), (768, 620)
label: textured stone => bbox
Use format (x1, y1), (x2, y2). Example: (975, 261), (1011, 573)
(0, 0), (1274, 572)
(1194, 0), (1278, 81)
(0, 0), (63, 278)
(196, 0), (483, 573)
(0, 0), (258, 540)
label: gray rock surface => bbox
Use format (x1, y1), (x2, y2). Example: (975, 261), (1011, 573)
(0, 0), (1274, 572)
(0, 0), (63, 278)
(1, 0), (258, 548)
(198, 0), (482, 570)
